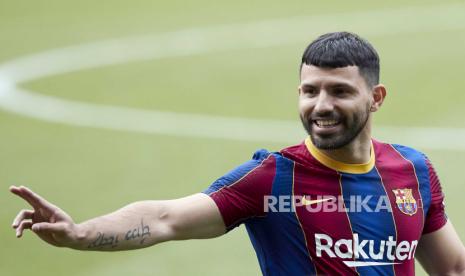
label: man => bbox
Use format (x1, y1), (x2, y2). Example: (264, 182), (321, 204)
(10, 32), (465, 275)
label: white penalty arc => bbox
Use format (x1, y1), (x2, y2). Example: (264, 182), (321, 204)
(0, 3), (465, 150)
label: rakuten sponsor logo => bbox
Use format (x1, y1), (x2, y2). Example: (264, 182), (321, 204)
(315, 233), (418, 267)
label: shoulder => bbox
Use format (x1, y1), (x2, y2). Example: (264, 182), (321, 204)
(278, 141), (313, 165)
(250, 142), (310, 166)
(251, 148), (274, 161)
(373, 139), (429, 165)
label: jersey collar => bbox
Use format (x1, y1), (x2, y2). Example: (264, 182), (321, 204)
(304, 136), (375, 174)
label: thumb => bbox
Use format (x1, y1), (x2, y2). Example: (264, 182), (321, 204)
(32, 222), (66, 233)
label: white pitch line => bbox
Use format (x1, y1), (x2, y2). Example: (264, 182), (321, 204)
(0, 3), (464, 150)
(2, 3), (465, 83)
(0, 86), (306, 143)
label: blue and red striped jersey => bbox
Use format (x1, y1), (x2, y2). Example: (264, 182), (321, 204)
(203, 137), (447, 275)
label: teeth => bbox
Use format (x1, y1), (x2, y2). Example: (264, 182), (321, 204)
(315, 120), (338, 127)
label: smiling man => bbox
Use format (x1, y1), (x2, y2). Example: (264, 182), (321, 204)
(11, 32), (465, 275)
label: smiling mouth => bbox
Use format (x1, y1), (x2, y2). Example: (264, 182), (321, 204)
(313, 119), (340, 128)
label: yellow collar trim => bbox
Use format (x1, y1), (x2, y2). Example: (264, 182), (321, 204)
(305, 137), (375, 174)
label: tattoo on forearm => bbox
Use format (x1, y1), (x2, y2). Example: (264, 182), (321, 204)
(87, 219), (151, 249)
(87, 232), (119, 249)
(125, 219), (151, 245)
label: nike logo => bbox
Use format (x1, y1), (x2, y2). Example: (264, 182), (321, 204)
(301, 196), (332, 205)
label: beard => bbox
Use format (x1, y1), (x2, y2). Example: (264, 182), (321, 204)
(300, 104), (370, 150)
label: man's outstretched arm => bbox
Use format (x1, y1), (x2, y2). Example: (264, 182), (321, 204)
(10, 185), (226, 251)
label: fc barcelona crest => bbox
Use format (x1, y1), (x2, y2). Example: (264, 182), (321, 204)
(392, 189), (417, 216)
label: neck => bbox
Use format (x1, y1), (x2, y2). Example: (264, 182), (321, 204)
(321, 129), (372, 164)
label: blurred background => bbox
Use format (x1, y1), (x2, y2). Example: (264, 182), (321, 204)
(1, 0), (464, 275)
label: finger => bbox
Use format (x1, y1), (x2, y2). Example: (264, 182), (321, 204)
(32, 222), (66, 234)
(12, 209), (34, 228)
(10, 186), (36, 207)
(10, 186), (55, 210)
(16, 220), (33, 238)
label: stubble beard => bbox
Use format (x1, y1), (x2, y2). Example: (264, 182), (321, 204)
(300, 104), (371, 150)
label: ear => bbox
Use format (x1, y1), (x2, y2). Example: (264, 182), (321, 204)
(297, 85), (302, 96)
(370, 84), (387, 112)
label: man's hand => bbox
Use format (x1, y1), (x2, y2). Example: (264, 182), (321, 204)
(10, 185), (80, 248)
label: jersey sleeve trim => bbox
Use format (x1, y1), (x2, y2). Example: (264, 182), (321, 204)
(205, 152), (273, 197)
(422, 156), (448, 235)
(202, 150), (276, 231)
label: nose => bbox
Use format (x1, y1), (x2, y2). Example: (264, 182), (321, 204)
(313, 91), (334, 115)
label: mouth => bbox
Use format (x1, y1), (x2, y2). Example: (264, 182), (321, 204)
(311, 118), (343, 136)
(313, 119), (341, 128)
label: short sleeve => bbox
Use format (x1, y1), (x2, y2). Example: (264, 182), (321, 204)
(422, 157), (448, 234)
(203, 149), (276, 231)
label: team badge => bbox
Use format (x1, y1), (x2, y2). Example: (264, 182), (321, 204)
(392, 189), (417, 216)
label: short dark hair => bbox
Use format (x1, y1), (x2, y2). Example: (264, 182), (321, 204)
(300, 32), (380, 87)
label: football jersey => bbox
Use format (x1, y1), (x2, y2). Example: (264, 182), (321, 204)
(203, 137), (447, 275)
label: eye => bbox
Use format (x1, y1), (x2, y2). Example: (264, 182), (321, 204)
(302, 86), (317, 97)
(334, 87), (344, 94)
(332, 87), (349, 97)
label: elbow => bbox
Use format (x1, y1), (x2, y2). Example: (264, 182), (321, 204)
(154, 202), (195, 241)
(454, 249), (465, 275)
(429, 267), (465, 276)
(435, 251), (465, 276)
(454, 256), (465, 276)
(149, 201), (178, 244)
(425, 248), (465, 276)
(436, 268), (465, 276)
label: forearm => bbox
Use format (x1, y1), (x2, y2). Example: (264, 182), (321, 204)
(71, 200), (172, 251)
